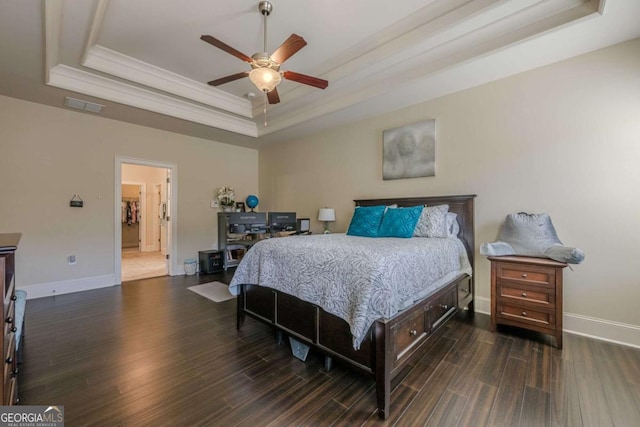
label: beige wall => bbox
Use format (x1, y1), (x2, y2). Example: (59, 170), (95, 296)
(0, 95), (258, 289)
(259, 38), (640, 331)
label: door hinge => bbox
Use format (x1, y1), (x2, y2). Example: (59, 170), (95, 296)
(166, 254), (169, 260)
(166, 216), (170, 221)
(166, 177), (170, 183)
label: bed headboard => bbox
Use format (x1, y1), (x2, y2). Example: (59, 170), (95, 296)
(353, 195), (476, 271)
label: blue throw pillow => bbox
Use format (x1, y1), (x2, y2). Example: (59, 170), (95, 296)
(379, 206), (423, 238)
(347, 205), (386, 237)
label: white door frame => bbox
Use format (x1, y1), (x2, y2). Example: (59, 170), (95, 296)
(115, 156), (178, 284)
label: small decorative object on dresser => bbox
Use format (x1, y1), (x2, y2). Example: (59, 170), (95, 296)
(245, 195), (259, 212)
(217, 186), (235, 212)
(489, 255), (567, 349)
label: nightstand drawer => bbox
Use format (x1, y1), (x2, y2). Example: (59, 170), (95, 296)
(497, 304), (554, 328)
(498, 283), (554, 307)
(496, 263), (555, 287)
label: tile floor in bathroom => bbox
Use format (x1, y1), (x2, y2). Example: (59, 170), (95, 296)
(121, 248), (167, 282)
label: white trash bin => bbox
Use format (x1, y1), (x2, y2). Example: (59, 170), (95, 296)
(184, 259), (197, 275)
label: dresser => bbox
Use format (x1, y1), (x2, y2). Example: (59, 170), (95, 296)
(0, 233), (20, 405)
(489, 255), (567, 349)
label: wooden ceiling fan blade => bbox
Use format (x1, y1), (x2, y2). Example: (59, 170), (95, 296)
(207, 72), (249, 86)
(270, 34), (307, 65)
(283, 71), (328, 89)
(200, 35), (254, 64)
(267, 88), (280, 104)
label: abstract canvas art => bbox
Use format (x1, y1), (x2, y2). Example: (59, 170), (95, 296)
(383, 119), (436, 180)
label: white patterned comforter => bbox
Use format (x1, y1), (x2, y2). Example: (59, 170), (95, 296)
(229, 233), (472, 349)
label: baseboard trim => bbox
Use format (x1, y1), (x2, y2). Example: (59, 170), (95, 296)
(474, 296), (491, 315)
(18, 274), (118, 299)
(473, 296), (640, 349)
(564, 313), (640, 349)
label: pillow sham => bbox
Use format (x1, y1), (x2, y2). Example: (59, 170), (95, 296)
(413, 204), (449, 238)
(446, 212), (459, 237)
(378, 206), (423, 238)
(346, 205), (386, 237)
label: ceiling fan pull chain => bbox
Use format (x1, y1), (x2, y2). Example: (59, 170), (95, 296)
(264, 91), (268, 127)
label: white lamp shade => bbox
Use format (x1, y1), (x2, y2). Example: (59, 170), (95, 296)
(318, 208), (335, 222)
(249, 68), (282, 93)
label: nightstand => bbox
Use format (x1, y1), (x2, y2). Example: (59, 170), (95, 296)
(489, 256), (568, 349)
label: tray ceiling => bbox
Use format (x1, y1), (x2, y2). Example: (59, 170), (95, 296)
(2, 0), (639, 147)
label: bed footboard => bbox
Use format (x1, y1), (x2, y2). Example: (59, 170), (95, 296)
(236, 274), (472, 419)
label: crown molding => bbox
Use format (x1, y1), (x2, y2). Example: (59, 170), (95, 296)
(79, 0), (252, 119)
(42, 0), (604, 140)
(43, 0), (63, 82)
(83, 45), (254, 119)
(81, 0), (109, 64)
(47, 65), (258, 137)
(259, 0), (600, 137)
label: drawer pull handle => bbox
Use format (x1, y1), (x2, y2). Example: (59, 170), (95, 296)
(5, 317), (12, 324)
(521, 273), (528, 278)
(441, 304), (449, 310)
(5, 357), (12, 364)
(10, 327), (16, 333)
(461, 288), (468, 293)
(11, 295), (16, 301)
(410, 330), (417, 336)
(522, 311), (527, 317)
(11, 368), (18, 375)
(522, 292), (527, 297)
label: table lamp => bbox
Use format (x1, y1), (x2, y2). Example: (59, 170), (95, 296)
(318, 208), (335, 234)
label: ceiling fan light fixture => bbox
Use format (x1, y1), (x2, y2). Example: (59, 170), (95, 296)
(249, 67), (281, 93)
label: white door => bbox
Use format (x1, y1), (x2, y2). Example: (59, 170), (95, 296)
(160, 171), (169, 256)
(152, 184), (161, 251)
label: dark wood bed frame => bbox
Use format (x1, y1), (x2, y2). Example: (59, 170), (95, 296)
(236, 195), (476, 419)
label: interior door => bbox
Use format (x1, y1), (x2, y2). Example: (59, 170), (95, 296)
(152, 184), (161, 251)
(160, 170), (170, 257)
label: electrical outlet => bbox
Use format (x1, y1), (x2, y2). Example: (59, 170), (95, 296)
(68, 255), (77, 265)
(211, 200), (219, 208)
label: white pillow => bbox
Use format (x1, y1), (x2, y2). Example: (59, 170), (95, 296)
(413, 204), (449, 237)
(446, 212), (459, 237)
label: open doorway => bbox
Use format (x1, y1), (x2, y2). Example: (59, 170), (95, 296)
(115, 157), (177, 284)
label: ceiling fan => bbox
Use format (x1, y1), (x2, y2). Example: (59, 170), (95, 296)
(200, 1), (328, 105)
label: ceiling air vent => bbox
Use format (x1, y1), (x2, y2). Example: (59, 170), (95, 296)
(63, 96), (104, 113)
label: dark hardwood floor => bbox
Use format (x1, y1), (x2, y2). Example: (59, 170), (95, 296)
(18, 273), (640, 426)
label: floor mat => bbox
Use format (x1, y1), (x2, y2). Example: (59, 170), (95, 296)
(187, 282), (235, 302)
